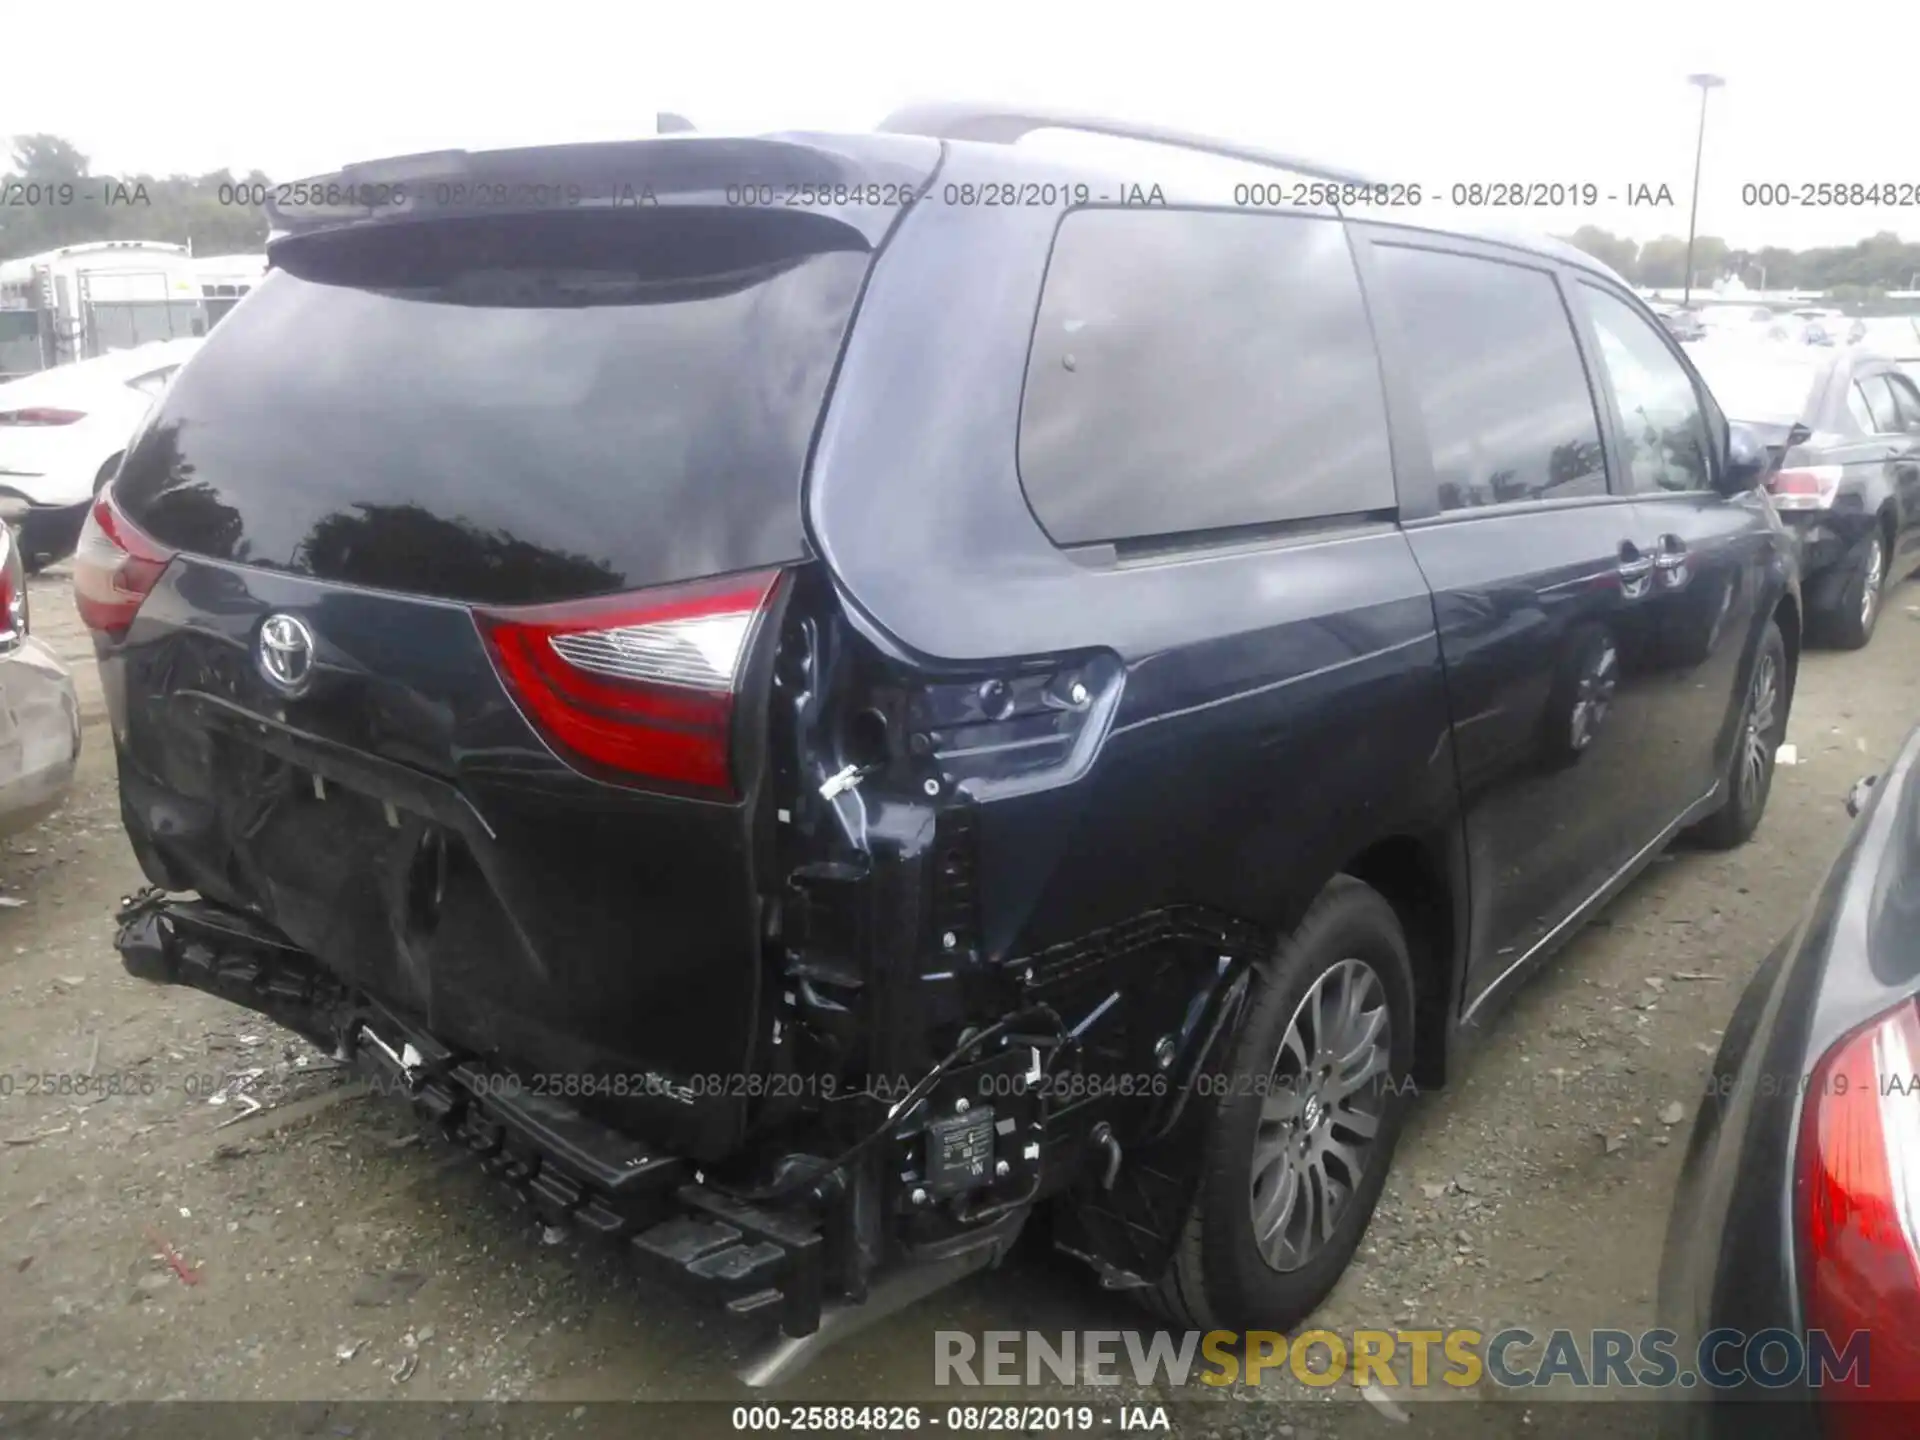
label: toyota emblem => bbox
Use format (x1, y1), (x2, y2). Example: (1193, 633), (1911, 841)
(257, 613), (316, 694)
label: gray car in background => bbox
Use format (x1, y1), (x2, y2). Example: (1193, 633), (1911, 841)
(1686, 339), (1920, 647)
(0, 519), (78, 836)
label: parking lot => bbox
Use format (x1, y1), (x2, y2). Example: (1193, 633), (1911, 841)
(2, 562), (1917, 1421)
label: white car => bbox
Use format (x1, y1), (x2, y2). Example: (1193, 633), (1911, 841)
(0, 518), (77, 836)
(0, 339), (202, 570)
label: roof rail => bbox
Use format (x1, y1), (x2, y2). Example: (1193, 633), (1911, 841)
(875, 101), (1377, 187)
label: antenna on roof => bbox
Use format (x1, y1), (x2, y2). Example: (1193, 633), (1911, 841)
(657, 112), (697, 135)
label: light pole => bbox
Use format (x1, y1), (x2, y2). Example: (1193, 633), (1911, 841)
(1683, 73), (1725, 308)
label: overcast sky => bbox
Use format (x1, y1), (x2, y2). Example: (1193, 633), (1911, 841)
(5, 0), (1912, 251)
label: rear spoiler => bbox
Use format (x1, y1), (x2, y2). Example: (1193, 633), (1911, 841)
(263, 133), (942, 249)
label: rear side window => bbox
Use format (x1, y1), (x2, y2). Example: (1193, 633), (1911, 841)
(1372, 246), (1607, 512)
(1848, 383), (1878, 434)
(1019, 209), (1392, 546)
(1859, 373), (1905, 434)
(114, 209), (870, 606)
(1886, 373), (1920, 432)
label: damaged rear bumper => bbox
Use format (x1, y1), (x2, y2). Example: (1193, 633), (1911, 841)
(115, 889), (827, 1338)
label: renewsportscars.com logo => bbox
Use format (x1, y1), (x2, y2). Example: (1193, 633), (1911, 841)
(934, 1327), (1872, 1391)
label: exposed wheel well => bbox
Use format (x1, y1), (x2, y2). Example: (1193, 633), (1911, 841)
(1342, 836), (1455, 1089)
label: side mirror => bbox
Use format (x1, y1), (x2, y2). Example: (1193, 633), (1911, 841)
(1847, 775), (1878, 819)
(1720, 422), (1771, 493)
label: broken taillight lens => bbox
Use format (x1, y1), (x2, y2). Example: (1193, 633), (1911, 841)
(73, 487), (176, 635)
(475, 569), (782, 797)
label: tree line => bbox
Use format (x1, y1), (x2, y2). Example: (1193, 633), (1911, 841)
(5, 133), (1919, 296)
(1561, 225), (1919, 296)
(1, 135), (270, 262)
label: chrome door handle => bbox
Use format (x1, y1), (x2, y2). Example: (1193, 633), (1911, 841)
(1618, 550), (1653, 599)
(1651, 535), (1691, 588)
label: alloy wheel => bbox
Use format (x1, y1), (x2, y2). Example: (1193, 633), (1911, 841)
(1248, 958), (1392, 1272)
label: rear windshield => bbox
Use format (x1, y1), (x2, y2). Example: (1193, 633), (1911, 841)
(114, 210), (870, 605)
(1685, 344), (1824, 426)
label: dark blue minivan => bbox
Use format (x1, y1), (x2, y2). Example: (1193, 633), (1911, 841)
(82, 104), (1799, 1362)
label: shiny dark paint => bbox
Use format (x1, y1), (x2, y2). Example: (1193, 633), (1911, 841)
(17, 497), (87, 570)
(1379, 224), (1794, 1029)
(1658, 722), (1920, 1435)
(99, 128), (1800, 1299)
(811, 155), (1460, 1088)
(109, 560), (779, 1161)
(1351, 228), (1728, 1013)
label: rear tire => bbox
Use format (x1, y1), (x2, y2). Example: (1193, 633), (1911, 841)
(1690, 619), (1788, 851)
(1150, 876), (1415, 1331)
(1813, 531), (1884, 650)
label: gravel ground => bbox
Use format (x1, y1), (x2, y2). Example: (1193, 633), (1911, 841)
(3, 565), (1917, 1435)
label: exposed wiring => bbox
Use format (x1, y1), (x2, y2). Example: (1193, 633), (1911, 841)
(708, 1003), (1063, 1205)
(954, 1170), (1043, 1226)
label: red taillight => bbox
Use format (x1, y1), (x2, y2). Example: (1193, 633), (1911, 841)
(1768, 465), (1842, 511)
(0, 407), (85, 426)
(1798, 995), (1920, 1424)
(0, 524), (25, 649)
(475, 569), (781, 796)
(73, 488), (175, 635)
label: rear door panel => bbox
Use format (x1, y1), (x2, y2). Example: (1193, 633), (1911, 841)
(1571, 280), (1778, 815)
(1353, 229), (1665, 1007)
